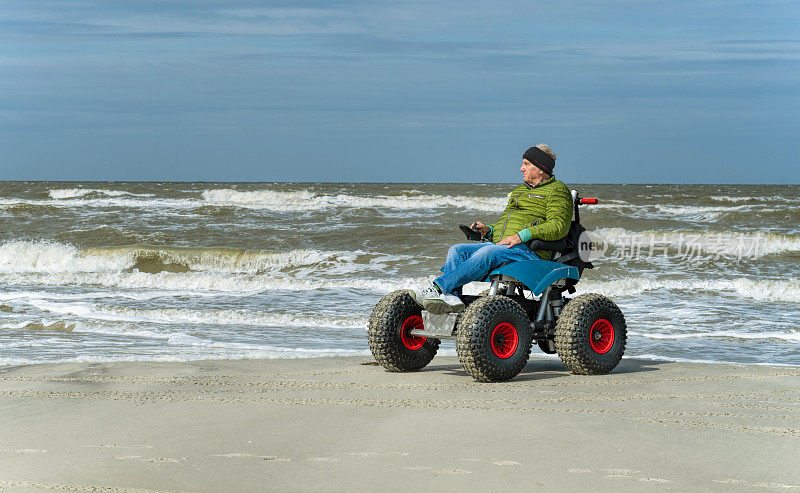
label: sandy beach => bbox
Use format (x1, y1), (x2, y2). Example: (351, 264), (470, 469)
(0, 356), (798, 492)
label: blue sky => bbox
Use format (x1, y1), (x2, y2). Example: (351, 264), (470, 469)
(1, 1), (798, 183)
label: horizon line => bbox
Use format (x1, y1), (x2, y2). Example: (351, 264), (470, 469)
(1, 180), (798, 186)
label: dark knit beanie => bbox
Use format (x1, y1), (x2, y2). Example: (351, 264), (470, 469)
(523, 146), (555, 174)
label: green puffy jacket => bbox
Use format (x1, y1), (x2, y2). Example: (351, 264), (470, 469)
(487, 177), (573, 260)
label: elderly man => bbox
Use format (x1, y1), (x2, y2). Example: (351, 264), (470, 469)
(409, 144), (573, 313)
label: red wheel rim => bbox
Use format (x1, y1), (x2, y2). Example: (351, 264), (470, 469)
(400, 315), (427, 350)
(490, 322), (519, 359)
(589, 318), (615, 354)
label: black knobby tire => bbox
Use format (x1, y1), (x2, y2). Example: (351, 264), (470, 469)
(368, 290), (440, 372)
(553, 293), (627, 375)
(455, 295), (533, 382)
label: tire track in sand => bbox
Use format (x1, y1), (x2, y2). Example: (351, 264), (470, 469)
(0, 480), (178, 492)
(2, 368), (798, 391)
(1, 389), (798, 437)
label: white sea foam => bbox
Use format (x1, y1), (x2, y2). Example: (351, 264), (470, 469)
(4, 188), (796, 218)
(201, 189), (507, 212)
(710, 195), (800, 203)
(1, 314), (373, 361)
(158, 332), (363, 353)
(628, 330), (800, 342)
(0, 240), (410, 276)
(24, 299), (368, 329)
(577, 277), (800, 303)
(0, 289), (230, 303)
(624, 353), (800, 367)
(49, 189), (154, 199)
(0, 241), (126, 274)
(3, 189), (509, 213)
(583, 201), (791, 224)
(201, 189), (319, 210)
(0, 347), (373, 366)
(651, 204), (755, 221)
(0, 270), (424, 294)
(593, 228), (800, 257)
(0, 339), (58, 349)
(0, 240), (427, 295)
(0, 196), (199, 211)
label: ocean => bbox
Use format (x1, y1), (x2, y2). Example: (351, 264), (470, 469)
(0, 182), (798, 367)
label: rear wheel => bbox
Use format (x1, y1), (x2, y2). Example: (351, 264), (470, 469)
(368, 290), (440, 372)
(554, 293), (626, 375)
(456, 295), (532, 382)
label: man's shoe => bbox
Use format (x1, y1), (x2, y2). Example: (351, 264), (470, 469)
(422, 292), (464, 315)
(408, 278), (464, 314)
(407, 280), (439, 308)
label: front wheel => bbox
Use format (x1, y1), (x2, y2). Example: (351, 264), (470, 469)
(456, 295), (532, 382)
(554, 293), (626, 375)
(368, 290), (440, 372)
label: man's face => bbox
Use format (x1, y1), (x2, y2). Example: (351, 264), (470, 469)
(521, 158), (548, 184)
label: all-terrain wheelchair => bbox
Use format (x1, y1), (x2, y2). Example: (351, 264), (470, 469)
(368, 191), (627, 382)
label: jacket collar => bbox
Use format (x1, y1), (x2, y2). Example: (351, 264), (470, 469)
(524, 176), (555, 189)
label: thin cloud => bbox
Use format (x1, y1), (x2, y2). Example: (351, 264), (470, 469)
(0, 0), (797, 181)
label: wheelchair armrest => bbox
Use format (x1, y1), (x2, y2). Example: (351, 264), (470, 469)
(529, 238), (568, 252)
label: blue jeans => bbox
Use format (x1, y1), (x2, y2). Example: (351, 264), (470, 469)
(434, 243), (542, 296)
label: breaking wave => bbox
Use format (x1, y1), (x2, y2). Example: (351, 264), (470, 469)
(0, 320), (76, 332)
(5, 189), (507, 213)
(593, 228), (800, 257)
(0, 188), (795, 219)
(49, 188), (154, 199)
(0, 241), (408, 276)
(200, 189), (506, 212)
(577, 277), (800, 303)
(584, 202), (791, 223)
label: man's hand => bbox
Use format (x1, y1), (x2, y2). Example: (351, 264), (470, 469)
(497, 234), (522, 248)
(470, 221), (491, 236)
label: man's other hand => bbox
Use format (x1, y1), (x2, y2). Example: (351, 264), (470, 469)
(470, 222), (491, 236)
(497, 234), (522, 248)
